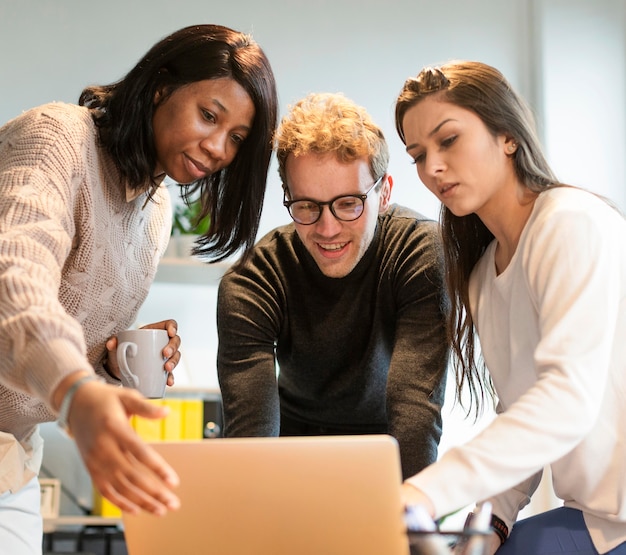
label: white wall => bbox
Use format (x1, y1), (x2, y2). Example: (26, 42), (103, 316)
(538, 0), (626, 210)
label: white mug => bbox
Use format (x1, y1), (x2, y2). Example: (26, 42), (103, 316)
(116, 329), (169, 398)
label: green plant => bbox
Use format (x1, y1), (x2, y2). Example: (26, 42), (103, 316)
(171, 200), (210, 235)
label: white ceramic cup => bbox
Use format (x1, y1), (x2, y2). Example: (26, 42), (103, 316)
(116, 329), (169, 398)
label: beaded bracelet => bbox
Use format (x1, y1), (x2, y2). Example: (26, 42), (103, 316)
(57, 374), (101, 434)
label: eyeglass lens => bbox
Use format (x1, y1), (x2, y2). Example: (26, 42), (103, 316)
(285, 175), (382, 225)
(289, 196), (365, 224)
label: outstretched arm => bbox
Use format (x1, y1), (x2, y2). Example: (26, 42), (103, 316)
(52, 372), (180, 515)
(386, 221), (450, 479)
(216, 269), (282, 437)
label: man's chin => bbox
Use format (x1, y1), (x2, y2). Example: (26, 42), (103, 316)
(316, 259), (355, 279)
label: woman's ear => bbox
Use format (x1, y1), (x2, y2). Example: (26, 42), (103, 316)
(378, 174), (393, 213)
(504, 136), (518, 155)
(154, 83), (171, 106)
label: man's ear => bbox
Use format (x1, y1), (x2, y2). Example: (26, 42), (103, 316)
(378, 174), (393, 213)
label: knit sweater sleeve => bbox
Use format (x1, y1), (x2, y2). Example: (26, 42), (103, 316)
(0, 106), (102, 406)
(216, 230), (286, 436)
(384, 218), (449, 478)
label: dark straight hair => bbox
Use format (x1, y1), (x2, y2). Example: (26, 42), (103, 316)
(395, 61), (557, 416)
(80, 24), (278, 262)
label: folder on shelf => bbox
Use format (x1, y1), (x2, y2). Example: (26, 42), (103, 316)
(181, 398), (204, 440)
(92, 488), (122, 518)
(131, 399), (164, 441)
(161, 398), (183, 440)
(130, 398), (204, 441)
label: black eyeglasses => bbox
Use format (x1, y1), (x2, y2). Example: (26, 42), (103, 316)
(283, 176), (383, 225)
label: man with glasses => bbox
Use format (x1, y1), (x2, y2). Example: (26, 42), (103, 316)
(216, 92), (449, 479)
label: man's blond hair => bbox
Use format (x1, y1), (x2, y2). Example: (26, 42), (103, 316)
(274, 92), (389, 192)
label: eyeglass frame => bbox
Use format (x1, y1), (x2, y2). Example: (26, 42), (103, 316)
(282, 175), (384, 225)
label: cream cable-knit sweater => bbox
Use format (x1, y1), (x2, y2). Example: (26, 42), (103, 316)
(0, 103), (171, 471)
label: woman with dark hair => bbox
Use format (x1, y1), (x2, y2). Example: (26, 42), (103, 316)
(395, 61), (626, 555)
(0, 24), (277, 554)
(80, 23), (278, 261)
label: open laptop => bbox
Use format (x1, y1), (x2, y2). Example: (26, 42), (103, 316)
(122, 435), (410, 555)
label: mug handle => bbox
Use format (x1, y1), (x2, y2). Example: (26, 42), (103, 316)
(117, 341), (140, 389)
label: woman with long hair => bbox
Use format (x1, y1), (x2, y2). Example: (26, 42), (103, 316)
(395, 61), (626, 554)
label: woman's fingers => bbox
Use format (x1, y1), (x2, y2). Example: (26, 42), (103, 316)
(68, 381), (181, 515)
(139, 320), (181, 384)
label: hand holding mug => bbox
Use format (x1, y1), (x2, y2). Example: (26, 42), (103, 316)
(116, 328), (169, 398)
(104, 319), (181, 395)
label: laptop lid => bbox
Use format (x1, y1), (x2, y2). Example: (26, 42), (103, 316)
(122, 435), (410, 555)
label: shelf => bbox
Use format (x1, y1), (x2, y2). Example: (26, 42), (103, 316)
(43, 515), (122, 533)
(166, 386), (221, 397)
(155, 258), (230, 285)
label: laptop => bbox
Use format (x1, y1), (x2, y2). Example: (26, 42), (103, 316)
(122, 435), (410, 555)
